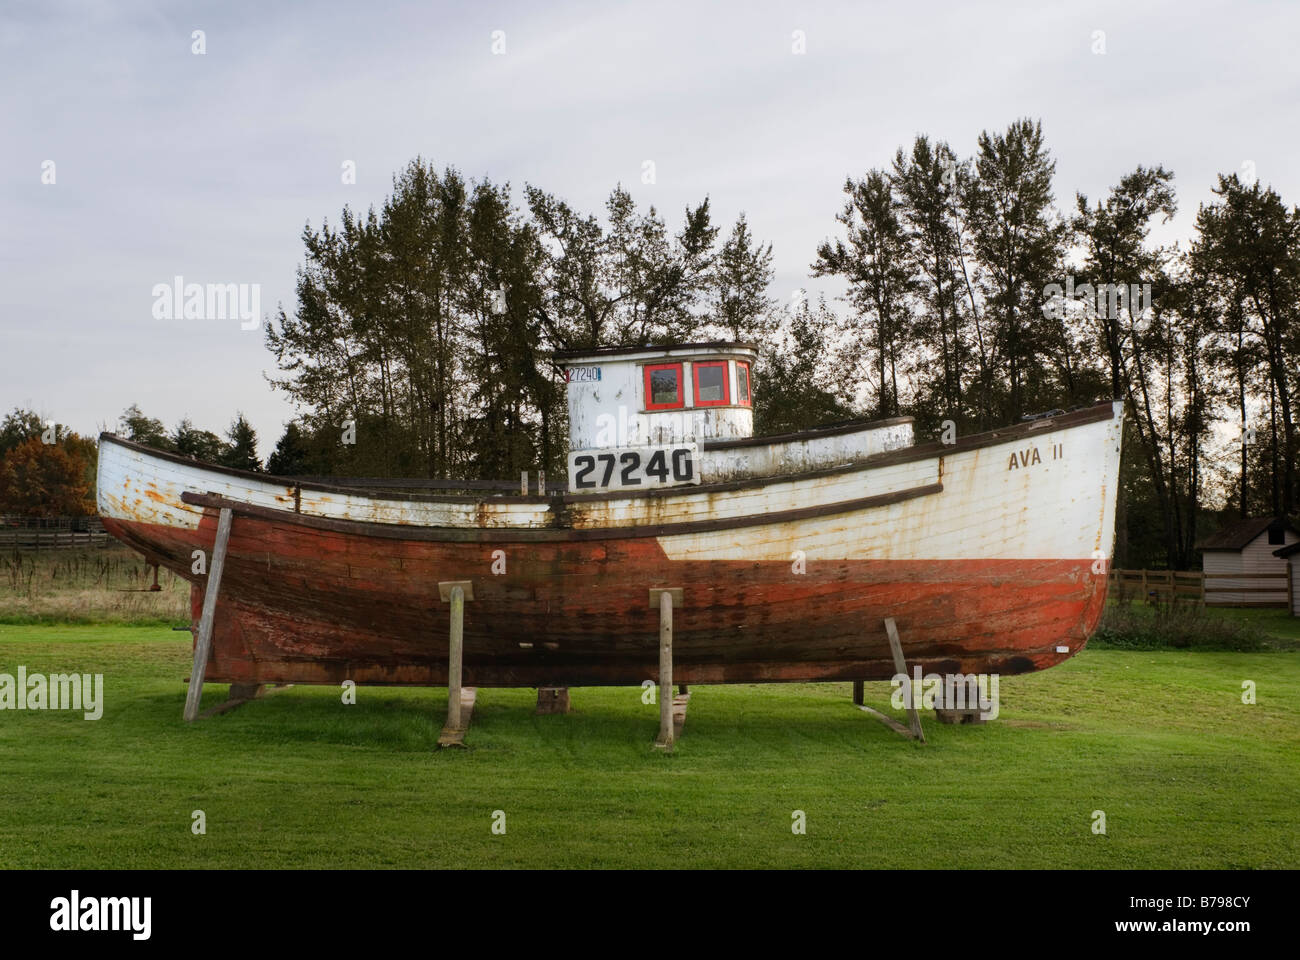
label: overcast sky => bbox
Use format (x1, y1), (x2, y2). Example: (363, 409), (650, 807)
(3, 0), (1297, 457)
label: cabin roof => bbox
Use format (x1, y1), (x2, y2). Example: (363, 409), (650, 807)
(1274, 540), (1300, 559)
(554, 340), (760, 363)
(1197, 516), (1298, 551)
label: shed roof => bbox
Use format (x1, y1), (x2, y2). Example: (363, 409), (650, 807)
(1197, 516), (1298, 552)
(1274, 540), (1300, 559)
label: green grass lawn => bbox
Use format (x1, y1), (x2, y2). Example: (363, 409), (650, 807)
(1, 623), (1297, 869)
(1203, 607), (1300, 641)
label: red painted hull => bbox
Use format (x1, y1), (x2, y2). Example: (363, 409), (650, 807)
(103, 511), (1106, 686)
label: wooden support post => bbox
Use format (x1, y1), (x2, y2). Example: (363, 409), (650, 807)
(852, 680), (864, 706)
(535, 687), (571, 714)
(884, 617), (925, 743)
(149, 563), (161, 592)
(650, 588), (682, 750)
(184, 507), (233, 723)
(538, 469), (546, 495)
(657, 590), (673, 750)
(197, 682), (274, 720)
(448, 585), (464, 730)
(521, 471), (529, 496)
(438, 581), (476, 747)
(671, 688), (690, 740)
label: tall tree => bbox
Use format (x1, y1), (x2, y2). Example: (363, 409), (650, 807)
(1193, 174), (1300, 515)
(812, 169), (914, 417)
(964, 118), (1065, 421)
(525, 184), (718, 350)
(892, 137), (972, 425)
(1071, 165), (1188, 564)
(712, 213), (776, 341)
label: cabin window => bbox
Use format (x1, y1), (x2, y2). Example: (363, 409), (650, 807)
(736, 361), (751, 406)
(644, 362), (684, 410)
(692, 361), (729, 407)
(1268, 524), (1285, 545)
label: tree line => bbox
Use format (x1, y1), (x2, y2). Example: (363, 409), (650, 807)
(807, 121), (1297, 568)
(7, 121), (1296, 570)
(260, 131), (1297, 567)
(0, 406), (263, 516)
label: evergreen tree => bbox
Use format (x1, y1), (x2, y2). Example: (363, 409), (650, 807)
(172, 419), (224, 462)
(266, 422), (313, 476)
(219, 413), (262, 472)
(713, 213), (776, 341)
(812, 169), (915, 417)
(891, 137), (972, 426)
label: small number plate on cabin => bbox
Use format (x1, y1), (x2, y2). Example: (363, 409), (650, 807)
(565, 366), (601, 383)
(567, 444), (700, 493)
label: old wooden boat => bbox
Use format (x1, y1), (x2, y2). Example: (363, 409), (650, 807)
(97, 342), (1123, 691)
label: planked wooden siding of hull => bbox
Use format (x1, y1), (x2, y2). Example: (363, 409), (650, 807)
(96, 402), (1123, 687)
(1203, 531), (1298, 606)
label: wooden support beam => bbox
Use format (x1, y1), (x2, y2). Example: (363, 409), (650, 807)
(884, 617), (925, 743)
(183, 507), (233, 723)
(197, 682), (285, 720)
(535, 687), (571, 714)
(855, 703), (914, 738)
(438, 581), (475, 747)
(934, 705), (988, 725)
(650, 588), (681, 750)
(437, 688), (477, 748)
(671, 689), (690, 740)
(447, 584), (464, 731)
(852, 680), (864, 706)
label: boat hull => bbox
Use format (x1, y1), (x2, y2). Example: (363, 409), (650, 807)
(102, 514), (1104, 685)
(98, 402), (1123, 687)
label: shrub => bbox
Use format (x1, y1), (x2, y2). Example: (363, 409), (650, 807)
(1090, 602), (1271, 651)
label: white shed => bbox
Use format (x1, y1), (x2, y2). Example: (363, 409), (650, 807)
(1273, 541), (1300, 617)
(1198, 517), (1299, 607)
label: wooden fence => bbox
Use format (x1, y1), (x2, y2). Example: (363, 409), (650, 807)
(0, 516), (109, 549)
(1108, 569), (1206, 604)
(1201, 571), (1290, 608)
(1108, 568), (1291, 608)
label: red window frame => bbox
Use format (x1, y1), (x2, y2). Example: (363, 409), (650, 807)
(643, 362), (684, 411)
(735, 361), (752, 406)
(692, 361), (730, 407)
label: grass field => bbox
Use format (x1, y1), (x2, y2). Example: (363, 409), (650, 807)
(1, 622), (1297, 869)
(0, 545), (188, 625)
